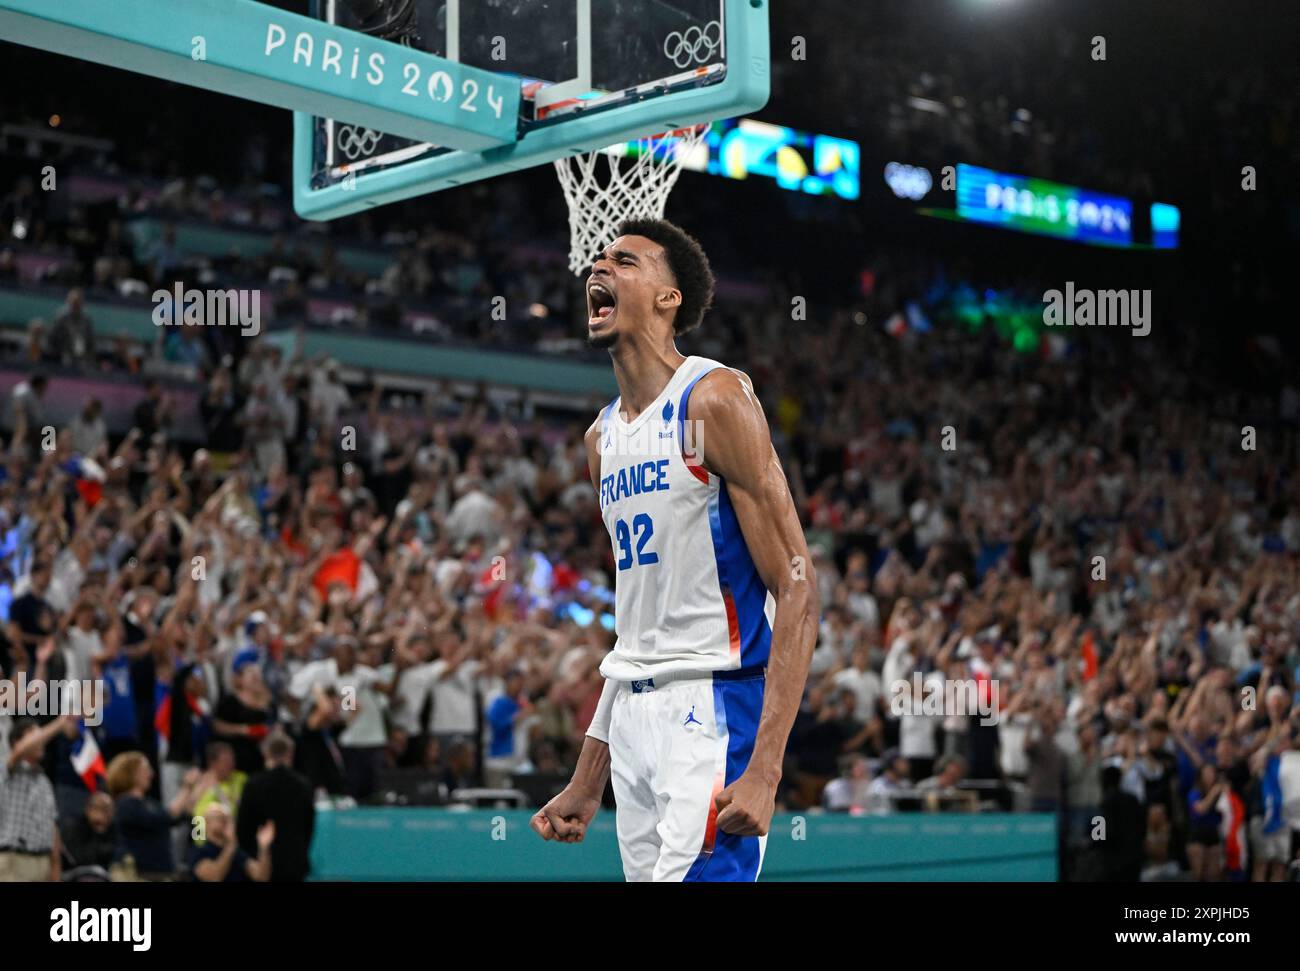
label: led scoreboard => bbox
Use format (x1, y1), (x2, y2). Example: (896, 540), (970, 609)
(611, 118), (860, 200)
(955, 163), (1133, 246)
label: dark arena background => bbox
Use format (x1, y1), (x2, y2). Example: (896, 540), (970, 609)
(0, 0), (1297, 946)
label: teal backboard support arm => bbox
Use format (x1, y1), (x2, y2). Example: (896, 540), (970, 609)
(292, 0), (771, 220)
(0, 0), (519, 151)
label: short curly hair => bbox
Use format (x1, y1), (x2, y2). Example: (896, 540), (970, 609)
(106, 751), (148, 797)
(616, 218), (715, 336)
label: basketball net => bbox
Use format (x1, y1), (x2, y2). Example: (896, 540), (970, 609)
(554, 124), (710, 275)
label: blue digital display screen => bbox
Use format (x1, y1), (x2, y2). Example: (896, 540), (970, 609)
(955, 164), (1134, 245)
(615, 118), (860, 200)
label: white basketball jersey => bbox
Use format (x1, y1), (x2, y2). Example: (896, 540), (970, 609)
(597, 356), (776, 682)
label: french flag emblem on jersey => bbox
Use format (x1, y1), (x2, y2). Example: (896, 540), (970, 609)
(70, 721), (106, 790)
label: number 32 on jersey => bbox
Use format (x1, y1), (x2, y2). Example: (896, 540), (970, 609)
(614, 513), (659, 570)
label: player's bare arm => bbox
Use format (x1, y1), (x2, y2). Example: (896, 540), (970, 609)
(529, 417), (612, 843)
(688, 367), (819, 837)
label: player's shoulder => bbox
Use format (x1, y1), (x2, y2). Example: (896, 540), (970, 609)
(584, 399), (615, 448)
(686, 360), (757, 418)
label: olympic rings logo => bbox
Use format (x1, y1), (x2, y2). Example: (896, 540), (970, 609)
(663, 20), (722, 69)
(337, 125), (382, 160)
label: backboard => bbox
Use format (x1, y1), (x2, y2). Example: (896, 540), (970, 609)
(293, 0), (769, 220)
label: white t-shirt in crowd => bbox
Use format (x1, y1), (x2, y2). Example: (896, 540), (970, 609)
(62, 627), (102, 684)
(310, 377), (350, 431)
(391, 661), (441, 736)
(288, 657), (338, 700)
(823, 776), (871, 813)
(871, 477), (904, 520)
(445, 490), (499, 544)
(866, 775), (904, 815)
(833, 667), (883, 722)
(47, 549), (85, 613)
(999, 714), (1032, 778)
(808, 641), (840, 679)
(845, 590), (880, 632)
(287, 658), (389, 746)
(429, 659), (481, 736)
(881, 635), (914, 693)
(899, 671), (944, 759)
(1279, 750), (1300, 832)
(337, 665), (388, 748)
(70, 414), (107, 456)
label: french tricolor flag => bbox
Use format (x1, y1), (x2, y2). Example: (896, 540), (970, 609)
(70, 721), (107, 790)
(1218, 787), (1247, 873)
(63, 456), (106, 508)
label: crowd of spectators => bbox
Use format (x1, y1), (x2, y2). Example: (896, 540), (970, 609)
(3, 265), (1299, 881)
(1, 180), (575, 359)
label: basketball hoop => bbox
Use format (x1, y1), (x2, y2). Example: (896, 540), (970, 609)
(554, 123), (711, 275)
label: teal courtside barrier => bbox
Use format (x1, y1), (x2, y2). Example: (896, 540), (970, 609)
(309, 809), (1058, 882)
(0, 289), (617, 396)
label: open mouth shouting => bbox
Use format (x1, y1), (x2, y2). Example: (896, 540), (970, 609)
(587, 280), (617, 328)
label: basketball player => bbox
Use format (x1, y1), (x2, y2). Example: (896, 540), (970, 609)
(530, 219), (819, 881)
